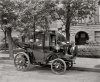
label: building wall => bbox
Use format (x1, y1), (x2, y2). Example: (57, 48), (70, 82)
(70, 0), (100, 44)
(49, 0), (100, 45)
(70, 25), (100, 43)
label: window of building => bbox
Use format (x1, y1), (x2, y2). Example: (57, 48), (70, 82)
(95, 31), (100, 43)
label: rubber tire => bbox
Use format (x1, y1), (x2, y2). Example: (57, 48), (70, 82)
(14, 52), (31, 71)
(51, 58), (66, 75)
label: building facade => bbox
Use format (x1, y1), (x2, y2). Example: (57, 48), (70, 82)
(70, 0), (100, 45)
(52, 0), (100, 45)
(70, 25), (100, 45)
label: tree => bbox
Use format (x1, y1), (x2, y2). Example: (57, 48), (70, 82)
(0, 0), (17, 59)
(16, 0), (56, 42)
(54, 0), (96, 41)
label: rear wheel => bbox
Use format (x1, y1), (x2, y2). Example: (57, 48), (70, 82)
(51, 58), (66, 75)
(14, 52), (31, 71)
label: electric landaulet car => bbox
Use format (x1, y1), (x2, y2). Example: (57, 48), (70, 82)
(14, 30), (78, 74)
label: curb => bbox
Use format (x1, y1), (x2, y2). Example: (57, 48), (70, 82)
(72, 67), (100, 73)
(0, 57), (10, 60)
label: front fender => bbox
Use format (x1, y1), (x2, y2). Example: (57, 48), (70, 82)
(14, 52), (30, 63)
(46, 52), (59, 62)
(15, 52), (35, 64)
(15, 52), (29, 59)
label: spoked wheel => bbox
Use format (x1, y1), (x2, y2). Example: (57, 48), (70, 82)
(67, 61), (73, 69)
(51, 58), (66, 75)
(14, 52), (31, 71)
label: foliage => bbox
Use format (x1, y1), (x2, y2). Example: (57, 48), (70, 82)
(15, 0), (56, 38)
(0, 0), (96, 37)
(54, 0), (96, 25)
(0, 0), (96, 58)
(0, 0), (18, 59)
(0, 0), (17, 26)
(0, 36), (19, 50)
(51, 0), (96, 41)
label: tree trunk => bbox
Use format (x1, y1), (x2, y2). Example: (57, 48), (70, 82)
(65, 5), (71, 42)
(1, 24), (7, 51)
(65, 17), (71, 42)
(4, 31), (7, 51)
(6, 28), (14, 59)
(33, 16), (36, 42)
(2, 30), (7, 51)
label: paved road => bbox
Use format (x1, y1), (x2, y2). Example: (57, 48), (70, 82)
(0, 58), (100, 82)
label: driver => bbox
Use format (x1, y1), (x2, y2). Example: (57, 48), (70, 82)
(68, 42), (78, 64)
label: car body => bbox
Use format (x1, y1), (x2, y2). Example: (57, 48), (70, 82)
(14, 30), (78, 74)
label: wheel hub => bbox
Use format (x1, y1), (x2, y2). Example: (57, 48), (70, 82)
(14, 53), (31, 71)
(18, 58), (26, 66)
(55, 63), (61, 69)
(51, 59), (67, 74)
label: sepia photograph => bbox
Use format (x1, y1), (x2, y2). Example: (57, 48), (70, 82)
(0, 0), (100, 82)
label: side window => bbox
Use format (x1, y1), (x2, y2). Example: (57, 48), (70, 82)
(45, 34), (49, 47)
(35, 33), (43, 46)
(50, 35), (56, 47)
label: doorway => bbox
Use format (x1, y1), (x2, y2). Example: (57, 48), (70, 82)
(75, 31), (89, 45)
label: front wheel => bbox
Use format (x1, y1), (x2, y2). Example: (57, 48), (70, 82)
(51, 58), (66, 75)
(67, 61), (73, 69)
(14, 52), (31, 71)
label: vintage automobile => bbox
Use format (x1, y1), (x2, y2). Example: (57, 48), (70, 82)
(14, 30), (78, 74)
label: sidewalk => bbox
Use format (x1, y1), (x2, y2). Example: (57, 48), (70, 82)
(73, 57), (100, 72)
(0, 53), (9, 58)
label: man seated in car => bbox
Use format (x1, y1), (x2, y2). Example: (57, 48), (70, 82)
(66, 42), (78, 63)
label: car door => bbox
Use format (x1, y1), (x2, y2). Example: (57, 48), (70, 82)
(33, 33), (45, 62)
(44, 33), (56, 59)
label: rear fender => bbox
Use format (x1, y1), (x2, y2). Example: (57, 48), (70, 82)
(15, 52), (30, 62)
(46, 53), (59, 62)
